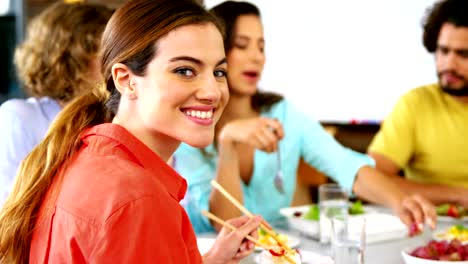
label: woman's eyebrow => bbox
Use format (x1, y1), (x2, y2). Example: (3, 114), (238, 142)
(169, 56), (203, 65)
(216, 58), (227, 66)
(169, 56), (227, 67)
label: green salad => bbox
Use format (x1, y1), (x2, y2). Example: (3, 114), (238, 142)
(349, 200), (365, 215)
(436, 203), (468, 218)
(303, 204), (320, 221)
(297, 200), (365, 221)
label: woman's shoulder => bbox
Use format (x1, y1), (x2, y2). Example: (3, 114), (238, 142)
(0, 97), (60, 124)
(58, 153), (169, 221)
(261, 98), (286, 116)
(0, 98), (32, 118)
(263, 98), (306, 115)
(264, 98), (318, 125)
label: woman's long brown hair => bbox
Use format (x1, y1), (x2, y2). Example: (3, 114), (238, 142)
(0, 0), (222, 263)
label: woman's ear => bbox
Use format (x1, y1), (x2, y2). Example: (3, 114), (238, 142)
(111, 63), (138, 100)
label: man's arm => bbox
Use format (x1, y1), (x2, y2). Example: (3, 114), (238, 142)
(352, 164), (436, 230)
(369, 151), (468, 208)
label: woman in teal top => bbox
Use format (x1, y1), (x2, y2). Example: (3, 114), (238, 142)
(174, 1), (436, 234)
(175, 99), (373, 232)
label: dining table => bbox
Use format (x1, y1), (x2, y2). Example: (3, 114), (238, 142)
(197, 206), (458, 264)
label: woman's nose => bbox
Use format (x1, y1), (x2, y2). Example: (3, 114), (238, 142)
(195, 76), (223, 104)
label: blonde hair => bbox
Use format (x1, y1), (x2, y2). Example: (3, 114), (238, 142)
(0, 0), (223, 262)
(14, 1), (112, 103)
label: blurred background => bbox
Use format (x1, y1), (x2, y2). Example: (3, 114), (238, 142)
(0, 0), (439, 153)
(0, 0), (125, 103)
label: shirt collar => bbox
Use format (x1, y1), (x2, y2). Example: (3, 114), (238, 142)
(82, 123), (187, 201)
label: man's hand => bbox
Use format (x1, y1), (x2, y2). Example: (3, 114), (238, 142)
(393, 194), (436, 236)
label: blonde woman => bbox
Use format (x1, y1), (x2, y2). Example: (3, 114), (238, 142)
(0, 2), (112, 203)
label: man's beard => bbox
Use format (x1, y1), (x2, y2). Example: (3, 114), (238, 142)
(441, 85), (468, 96)
(438, 71), (468, 96)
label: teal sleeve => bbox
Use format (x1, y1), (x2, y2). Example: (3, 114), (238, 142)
(173, 144), (216, 234)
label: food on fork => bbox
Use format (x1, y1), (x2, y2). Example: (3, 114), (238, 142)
(259, 248), (302, 264)
(209, 180), (297, 263)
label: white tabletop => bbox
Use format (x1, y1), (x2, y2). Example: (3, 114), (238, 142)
(197, 207), (458, 264)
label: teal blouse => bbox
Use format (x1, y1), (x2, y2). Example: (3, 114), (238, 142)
(173, 99), (374, 233)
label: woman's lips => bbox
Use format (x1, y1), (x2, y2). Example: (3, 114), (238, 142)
(242, 71), (259, 82)
(181, 107), (215, 126)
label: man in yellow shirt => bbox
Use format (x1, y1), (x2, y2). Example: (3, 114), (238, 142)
(368, 0), (468, 208)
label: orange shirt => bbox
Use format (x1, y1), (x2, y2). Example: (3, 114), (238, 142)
(30, 124), (202, 263)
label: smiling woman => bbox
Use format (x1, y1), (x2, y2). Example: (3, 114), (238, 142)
(0, 0), (262, 263)
(111, 23), (229, 159)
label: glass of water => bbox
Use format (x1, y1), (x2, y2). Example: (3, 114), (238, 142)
(318, 183), (348, 244)
(331, 216), (366, 264)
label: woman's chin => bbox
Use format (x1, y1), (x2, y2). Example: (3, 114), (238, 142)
(229, 85), (258, 97)
(183, 135), (214, 148)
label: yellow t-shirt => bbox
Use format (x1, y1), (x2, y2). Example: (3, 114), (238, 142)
(369, 84), (468, 188)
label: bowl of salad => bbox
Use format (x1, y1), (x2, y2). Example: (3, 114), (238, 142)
(402, 239), (468, 263)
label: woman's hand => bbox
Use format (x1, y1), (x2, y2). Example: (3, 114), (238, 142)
(203, 215), (262, 264)
(218, 117), (284, 153)
(393, 194), (437, 235)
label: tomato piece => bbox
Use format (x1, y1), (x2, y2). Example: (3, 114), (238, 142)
(269, 248), (285, 257)
(447, 205), (460, 218)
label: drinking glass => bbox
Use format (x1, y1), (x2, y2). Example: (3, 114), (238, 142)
(331, 216), (366, 264)
(318, 183), (348, 244)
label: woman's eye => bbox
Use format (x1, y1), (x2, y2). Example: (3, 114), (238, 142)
(175, 68), (195, 77)
(214, 69), (227, 78)
(234, 43), (247, 50)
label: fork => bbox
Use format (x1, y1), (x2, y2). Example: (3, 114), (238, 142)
(274, 144), (285, 194)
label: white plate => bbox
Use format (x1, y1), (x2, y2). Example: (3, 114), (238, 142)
(279, 204), (379, 238)
(255, 233), (301, 251)
(438, 215), (468, 223)
(280, 204), (407, 244)
(197, 236), (301, 255)
(254, 250), (333, 264)
(279, 205), (319, 238)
